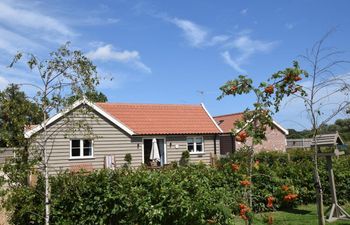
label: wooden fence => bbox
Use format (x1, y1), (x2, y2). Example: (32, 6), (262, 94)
(0, 148), (15, 164)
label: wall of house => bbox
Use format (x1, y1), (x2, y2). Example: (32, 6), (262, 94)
(32, 106), (220, 174)
(32, 106), (143, 174)
(166, 135), (219, 164)
(235, 126), (287, 152)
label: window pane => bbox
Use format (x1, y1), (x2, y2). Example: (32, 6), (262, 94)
(71, 148), (80, 157)
(83, 140), (92, 156)
(196, 144), (203, 152)
(71, 140), (80, 157)
(188, 143), (194, 152)
(83, 140), (91, 148)
(83, 148), (91, 156)
(187, 138), (194, 144)
(195, 138), (202, 144)
(72, 140), (80, 148)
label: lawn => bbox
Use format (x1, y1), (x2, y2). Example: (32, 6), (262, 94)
(234, 204), (350, 225)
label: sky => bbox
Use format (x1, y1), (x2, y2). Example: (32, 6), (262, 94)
(0, 0), (350, 130)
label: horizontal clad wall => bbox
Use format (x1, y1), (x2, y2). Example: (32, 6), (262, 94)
(33, 106), (142, 174)
(32, 105), (220, 174)
(166, 135), (218, 164)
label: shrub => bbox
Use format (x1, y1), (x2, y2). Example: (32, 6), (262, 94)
(4, 165), (239, 225)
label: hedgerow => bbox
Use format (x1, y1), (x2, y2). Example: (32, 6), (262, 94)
(2, 150), (350, 224)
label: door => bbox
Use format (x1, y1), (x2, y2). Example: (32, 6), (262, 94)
(143, 138), (166, 166)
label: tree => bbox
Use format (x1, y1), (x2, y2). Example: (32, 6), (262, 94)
(67, 89), (108, 104)
(0, 84), (44, 186)
(294, 30), (350, 225)
(0, 84), (43, 148)
(218, 61), (307, 223)
(8, 42), (100, 225)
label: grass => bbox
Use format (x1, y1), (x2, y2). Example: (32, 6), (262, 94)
(234, 204), (350, 225)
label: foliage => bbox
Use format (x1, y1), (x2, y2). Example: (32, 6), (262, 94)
(217, 61), (307, 144)
(0, 84), (43, 148)
(67, 90), (108, 104)
(4, 165), (239, 225)
(6, 42), (101, 224)
(179, 150), (190, 166)
(0, 84), (43, 186)
(288, 118), (350, 143)
(3, 151), (350, 224)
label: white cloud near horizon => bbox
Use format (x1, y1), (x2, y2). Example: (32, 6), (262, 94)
(86, 44), (152, 74)
(0, 76), (9, 90)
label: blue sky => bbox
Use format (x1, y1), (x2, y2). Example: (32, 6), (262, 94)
(0, 0), (349, 130)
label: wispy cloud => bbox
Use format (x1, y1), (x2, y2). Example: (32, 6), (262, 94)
(168, 17), (230, 48)
(221, 51), (247, 74)
(164, 15), (278, 73)
(86, 44), (152, 74)
(285, 23), (295, 30)
(240, 8), (248, 15)
(69, 17), (120, 26)
(221, 32), (278, 73)
(0, 26), (43, 54)
(170, 18), (208, 47)
(0, 2), (75, 38)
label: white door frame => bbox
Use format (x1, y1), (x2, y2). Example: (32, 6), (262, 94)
(141, 136), (167, 165)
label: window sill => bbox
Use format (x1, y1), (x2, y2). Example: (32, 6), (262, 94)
(69, 157), (95, 160)
(189, 152), (205, 155)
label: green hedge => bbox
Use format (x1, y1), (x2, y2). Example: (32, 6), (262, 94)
(2, 150), (350, 224)
(4, 165), (240, 225)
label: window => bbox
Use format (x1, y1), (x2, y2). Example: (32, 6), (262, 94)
(187, 137), (203, 153)
(70, 139), (93, 158)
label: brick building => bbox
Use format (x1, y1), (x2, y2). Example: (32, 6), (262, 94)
(214, 112), (289, 155)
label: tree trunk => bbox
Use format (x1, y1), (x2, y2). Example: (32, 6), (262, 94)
(44, 146), (50, 225)
(313, 145), (325, 225)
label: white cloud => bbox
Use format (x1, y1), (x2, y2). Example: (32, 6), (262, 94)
(0, 2), (75, 37)
(222, 33), (278, 73)
(221, 51), (247, 74)
(240, 8), (248, 15)
(169, 17), (231, 48)
(170, 18), (208, 47)
(69, 17), (120, 26)
(86, 44), (151, 74)
(0, 26), (43, 54)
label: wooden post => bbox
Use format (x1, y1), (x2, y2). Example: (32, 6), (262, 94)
(324, 155), (350, 222)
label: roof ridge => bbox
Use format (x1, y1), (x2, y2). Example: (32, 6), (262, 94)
(96, 102), (202, 107)
(213, 112), (244, 118)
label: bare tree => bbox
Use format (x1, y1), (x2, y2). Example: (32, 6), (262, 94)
(9, 43), (100, 225)
(296, 30), (350, 225)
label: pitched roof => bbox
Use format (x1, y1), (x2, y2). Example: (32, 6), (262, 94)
(96, 103), (222, 135)
(213, 112), (244, 133)
(213, 112), (289, 135)
(24, 99), (222, 138)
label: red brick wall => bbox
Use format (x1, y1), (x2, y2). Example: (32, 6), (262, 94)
(235, 126), (287, 152)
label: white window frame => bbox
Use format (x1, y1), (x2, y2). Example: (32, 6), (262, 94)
(187, 136), (204, 154)
(69, 139), (94, 159)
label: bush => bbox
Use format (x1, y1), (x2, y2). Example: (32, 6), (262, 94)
(4, 165), (239, 225)
(3, 150), (350, 224)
